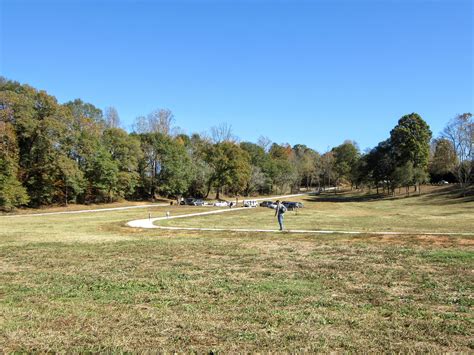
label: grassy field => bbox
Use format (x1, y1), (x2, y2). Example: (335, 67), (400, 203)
(159, 187), (474, 234)
(1, 186), (473, 352)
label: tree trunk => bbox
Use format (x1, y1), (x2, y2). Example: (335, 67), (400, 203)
(150, 160), (156, 199)
(205, 179), (212, 198)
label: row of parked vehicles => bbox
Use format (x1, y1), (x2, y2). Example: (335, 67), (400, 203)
(180, 198), (206, 206)
(259, 200), (304, 210)
(179, 198), (236, 207)
(179, 198), (303, 209)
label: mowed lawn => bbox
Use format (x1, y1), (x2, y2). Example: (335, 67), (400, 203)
(159, 189), (474, 234)
(1, 188), (473, 352)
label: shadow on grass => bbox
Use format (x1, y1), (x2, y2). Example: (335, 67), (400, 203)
(304, 192), (382, 203)
(419, 185), (474, 205)
(303, 185), (474, 204)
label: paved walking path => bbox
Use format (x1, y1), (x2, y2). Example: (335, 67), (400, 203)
(1, 203), (169, 218)
(127, 193), (308, 228)
(126, 194), (474, 236)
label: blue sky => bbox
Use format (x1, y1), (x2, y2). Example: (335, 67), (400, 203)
(1, 0), (472, 152)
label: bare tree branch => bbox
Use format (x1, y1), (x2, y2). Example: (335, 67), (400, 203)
(210, 122), (237, 143)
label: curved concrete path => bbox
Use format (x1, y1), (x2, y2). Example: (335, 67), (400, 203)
(127, 193), (308, 229)
(126, 196), (474, 236)
(2, 203), (169, 218)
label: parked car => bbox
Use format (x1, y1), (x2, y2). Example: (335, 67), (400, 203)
(185, 198), (195, 205)
(282, 201), (304, 210)
(438, 180), (449, 185)
(214, 200), (229, 207)
(183, 198), (204, 206)
(259, 201), (274, 208)
(193, 199), (204, 206)
(243, 200), (258, 208)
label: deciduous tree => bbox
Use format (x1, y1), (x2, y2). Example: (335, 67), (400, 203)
(390, 113), (432, 191)
(441, 113), (473, 191)
(206, 142), (251, 199)
(429, 138), (457, 182)
(104, 106), (121, 128)
(332, 140), (360, 191)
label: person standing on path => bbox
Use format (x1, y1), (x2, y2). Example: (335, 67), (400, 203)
(275, 200), (287, 231)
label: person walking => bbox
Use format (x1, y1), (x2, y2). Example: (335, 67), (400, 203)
(274, 200), (287, 231)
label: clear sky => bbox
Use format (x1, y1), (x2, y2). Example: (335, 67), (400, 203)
(1, 0), (472, 152)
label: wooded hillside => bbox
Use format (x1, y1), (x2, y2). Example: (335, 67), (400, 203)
(0, 78), (471, 209)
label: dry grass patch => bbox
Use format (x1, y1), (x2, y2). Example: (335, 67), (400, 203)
(1, 234), (473, 352)
(1, 188), (473, 351)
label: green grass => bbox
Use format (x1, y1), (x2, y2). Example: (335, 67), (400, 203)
(1, 187), (473, 351)
(159, 190), (474, 233)
(422, 250), (474, 264)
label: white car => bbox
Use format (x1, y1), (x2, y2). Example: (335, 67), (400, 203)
(214, 200), (229, 207)
(243, 200), (258, 208)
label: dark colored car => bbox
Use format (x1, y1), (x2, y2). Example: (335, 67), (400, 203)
(182, 198), (204, 206)
(182, 198), (195, 205)
(282, 201), (304, 210)
(259, 201), (274, 207)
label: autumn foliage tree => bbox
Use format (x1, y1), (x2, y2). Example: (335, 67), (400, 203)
(0, 78), (470, 210)
(0, 118), (29, 209)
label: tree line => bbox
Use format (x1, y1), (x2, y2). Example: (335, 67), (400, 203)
(0, 78), (472, 210)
